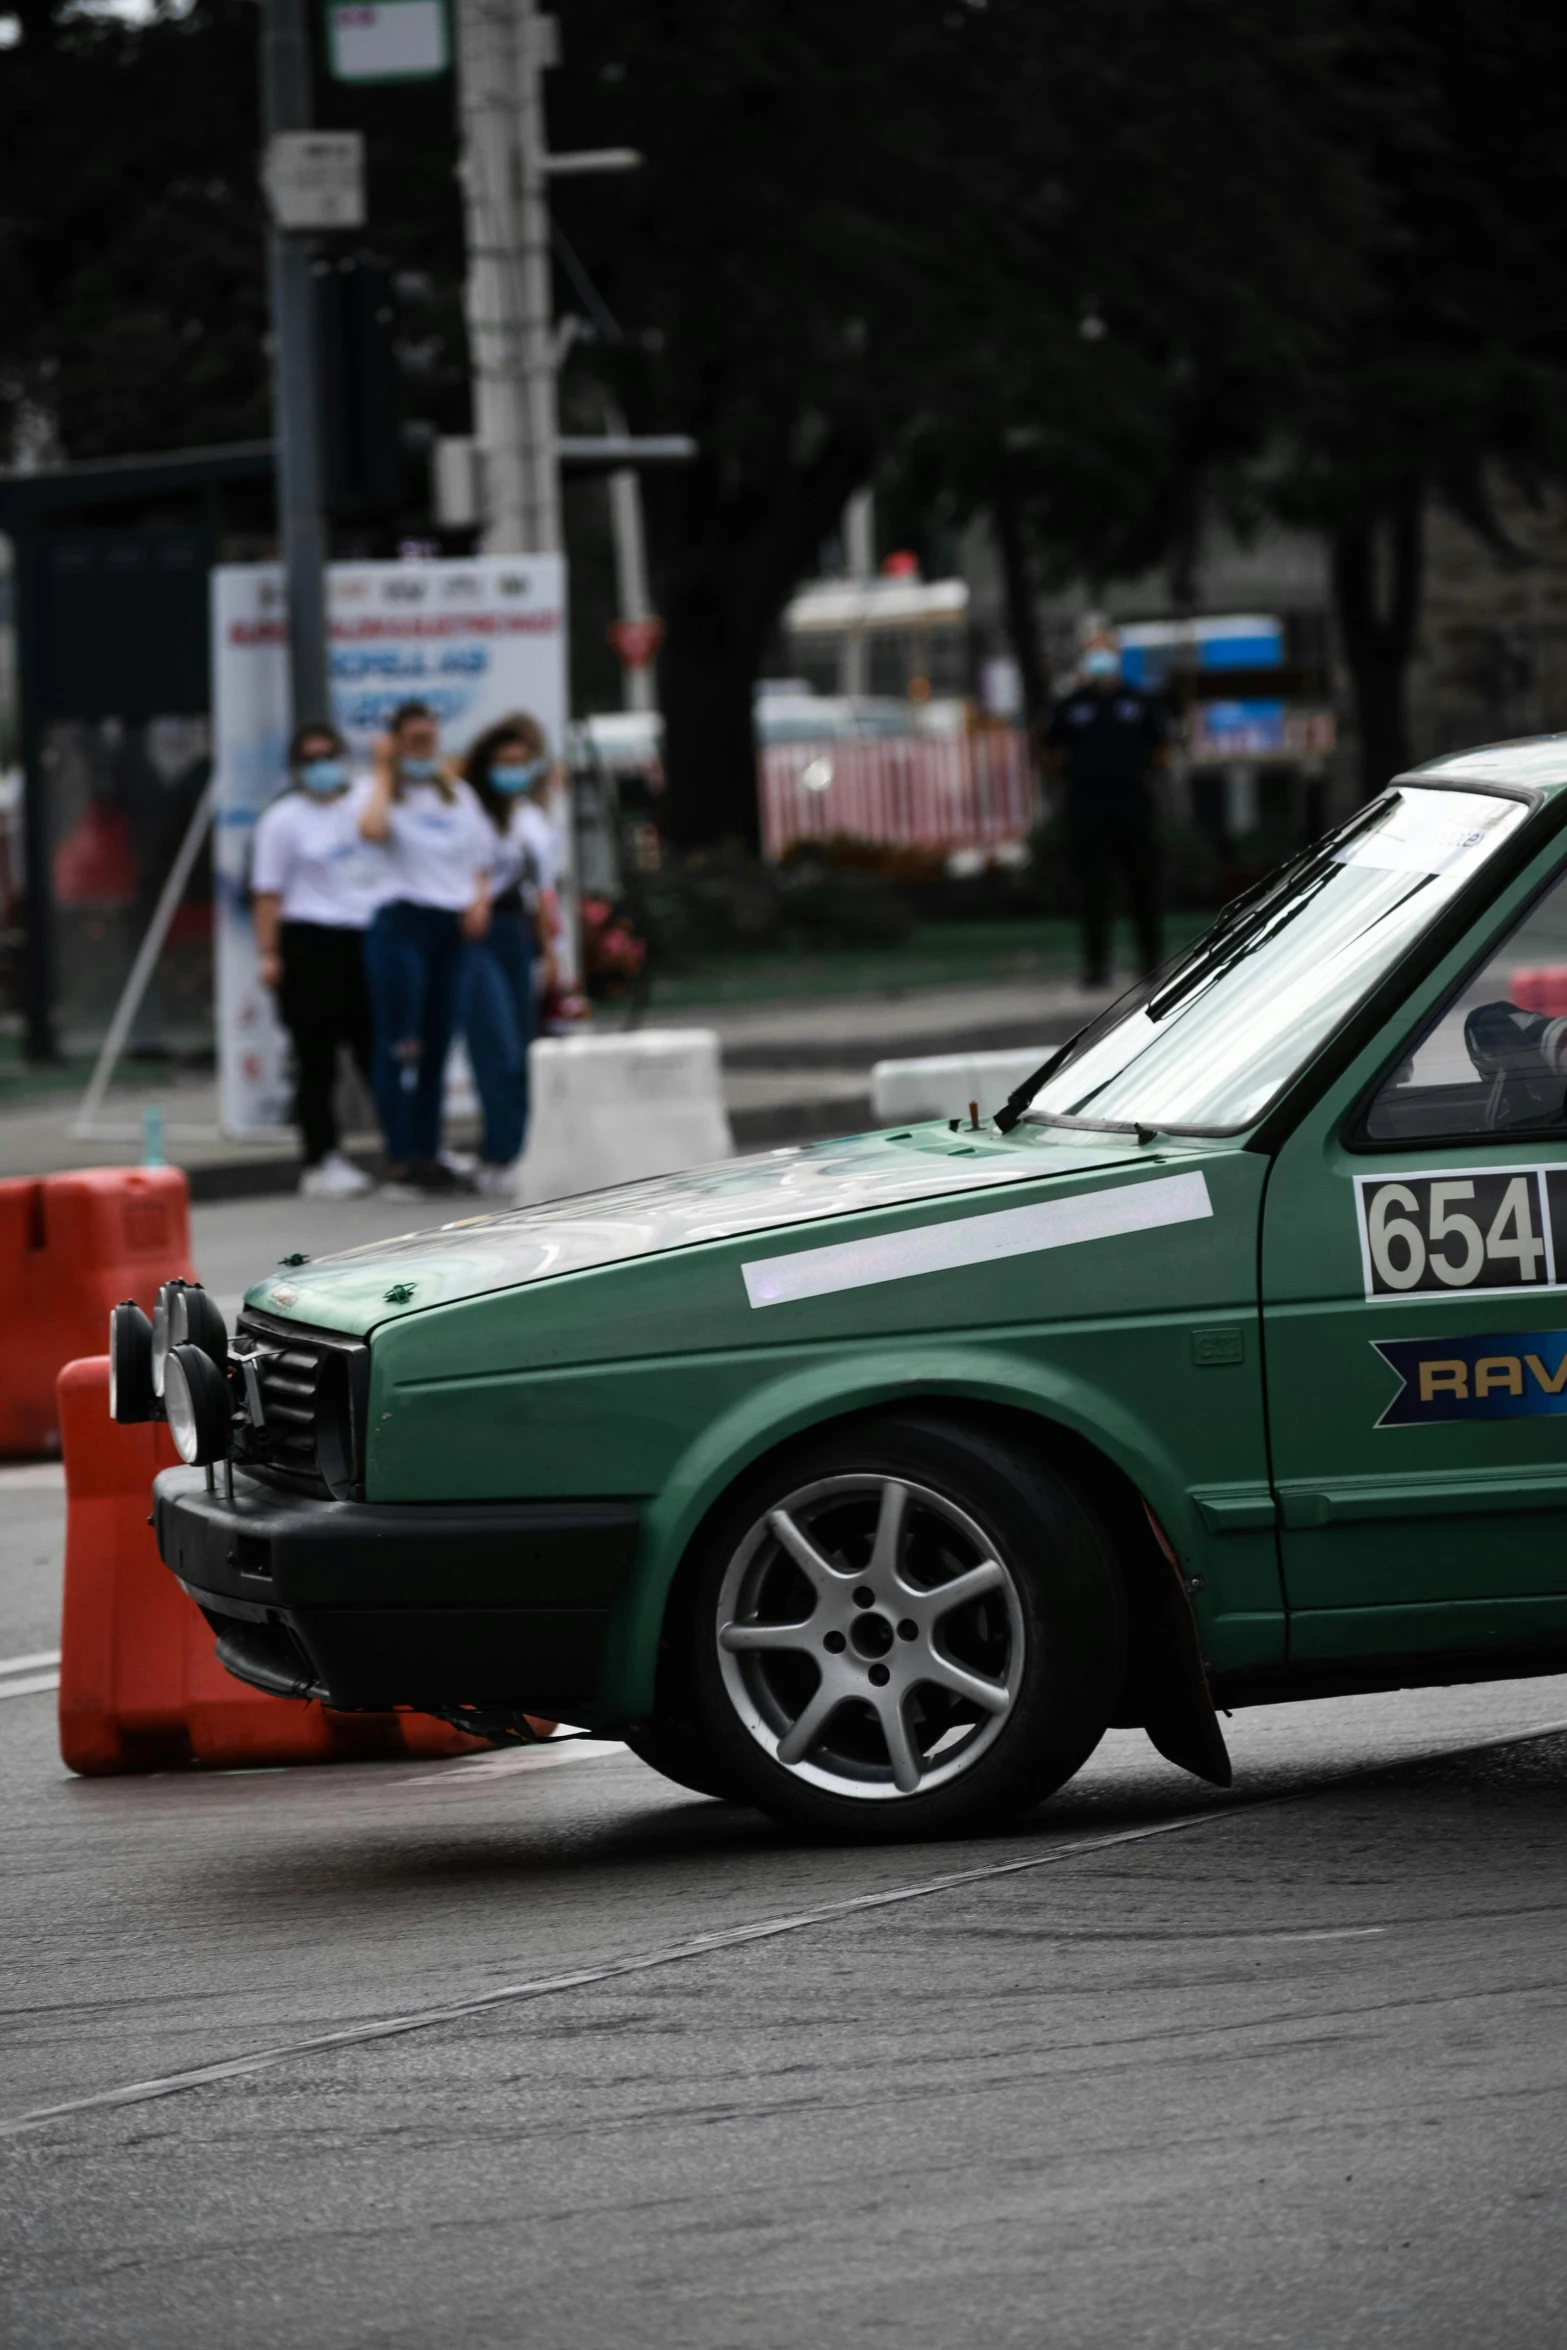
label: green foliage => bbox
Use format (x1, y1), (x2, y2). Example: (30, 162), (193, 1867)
(0, 0), (467, 467)
(634, 844), (913, 967)
(1027, 815), (1229, 917)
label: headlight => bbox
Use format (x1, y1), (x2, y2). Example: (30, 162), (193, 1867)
(162, 1342), (234, 1466)
(151, 1281), (227, 1397)
(109, 1302), (157, 1424)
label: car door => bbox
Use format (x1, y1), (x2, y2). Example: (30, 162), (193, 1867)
(1262, 831), (1567, 1667)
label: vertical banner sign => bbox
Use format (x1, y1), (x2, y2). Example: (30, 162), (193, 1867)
(213, 557), (568, 1138)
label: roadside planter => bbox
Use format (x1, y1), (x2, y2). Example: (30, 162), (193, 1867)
(117, 739), (1567, 1836)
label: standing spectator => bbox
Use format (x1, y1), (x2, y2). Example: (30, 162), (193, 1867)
(460, 714), (562, 1195)
(251, 721), (381, 1198)
(358, 700), (494, 1199)
(1045, 630), (1169, 987)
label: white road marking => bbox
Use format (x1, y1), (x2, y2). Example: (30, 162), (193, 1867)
(0, 1674), (60, 1701)
(0, 1462), (65, 1492)
(742, 1170), (1212, 1308)
(0, 1650), (62, 1677)
(3, 1712), (1561, 2141)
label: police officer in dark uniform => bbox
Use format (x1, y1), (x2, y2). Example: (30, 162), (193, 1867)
(1045, 631), (1169, 987)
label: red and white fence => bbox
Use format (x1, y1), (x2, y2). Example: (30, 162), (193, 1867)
(759, 729), (1038, 859)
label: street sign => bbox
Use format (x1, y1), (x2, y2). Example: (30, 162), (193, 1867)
(608, 617), (664, 670)
(260, 131), (366, 230)
(326, 0), (449, 83)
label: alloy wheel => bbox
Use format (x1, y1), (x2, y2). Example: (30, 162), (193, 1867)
(715, 1472), (1026, 1801)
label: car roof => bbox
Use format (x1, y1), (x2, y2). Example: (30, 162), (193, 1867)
(1399, 734), (1567, 795)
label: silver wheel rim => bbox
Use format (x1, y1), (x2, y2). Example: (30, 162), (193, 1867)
(716, 1473), (1026, 1802)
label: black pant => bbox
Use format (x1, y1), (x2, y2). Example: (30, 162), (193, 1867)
(1066, 786), (1162, 982)
(276, 922), (374, 1165)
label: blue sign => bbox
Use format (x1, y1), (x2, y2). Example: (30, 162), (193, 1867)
(1373, 1330), (1567, 1426)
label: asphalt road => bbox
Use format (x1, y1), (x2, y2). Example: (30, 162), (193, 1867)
(2, 1441), (1566, 2350)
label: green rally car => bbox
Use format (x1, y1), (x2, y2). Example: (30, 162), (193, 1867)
(120, 737), (1567, 1836)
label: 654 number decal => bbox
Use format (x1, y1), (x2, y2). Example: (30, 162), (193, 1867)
(1356, 1166), (1567, 1299)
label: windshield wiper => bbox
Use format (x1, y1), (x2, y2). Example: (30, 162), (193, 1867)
(993, 803), (1395, 1136)
(994, 1027), (1088, 1134)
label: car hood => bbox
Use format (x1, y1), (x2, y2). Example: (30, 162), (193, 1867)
(243, 1122), (1150, 1337)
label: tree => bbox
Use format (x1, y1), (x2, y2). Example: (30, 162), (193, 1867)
(1268, 0), (1567, 795)
(552, 3), (1006, 848)
(0, 0), (468, 487)
(554, 0), (1374, 845)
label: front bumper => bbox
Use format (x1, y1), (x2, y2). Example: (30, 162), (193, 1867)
(154, 1466), (642, 1719)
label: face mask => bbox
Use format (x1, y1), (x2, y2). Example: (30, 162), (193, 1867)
(399, 755), (440, 781)
(1083, 648), (1120, 680)
(299, 758), (348, 796)
(489, 757), (546, 794)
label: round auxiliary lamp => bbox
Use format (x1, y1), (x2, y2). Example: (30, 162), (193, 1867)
(111, 1281), (234, 1465)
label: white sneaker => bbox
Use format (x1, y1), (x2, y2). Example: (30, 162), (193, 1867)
(473, 1159), (521, 1197)
(439, 1147), (478, 1177)
(299, 1152), (373, 1200)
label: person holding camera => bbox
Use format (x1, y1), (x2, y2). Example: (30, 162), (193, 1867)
(357, 699), (494, 1199)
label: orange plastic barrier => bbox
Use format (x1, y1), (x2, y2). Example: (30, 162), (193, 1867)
(0, 1166), (195, 1459)
(1512, 965), (1567, 1016)
(56, 1356), (489, 1775)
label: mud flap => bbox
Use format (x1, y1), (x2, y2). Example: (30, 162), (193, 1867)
(1140, 1508), (1232, 1788)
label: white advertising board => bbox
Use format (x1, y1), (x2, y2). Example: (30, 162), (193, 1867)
(213, 557), (567, 1138)
(327, 0), (450, 84)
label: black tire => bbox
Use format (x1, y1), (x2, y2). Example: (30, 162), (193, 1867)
(675, 1411), (1126, 1842)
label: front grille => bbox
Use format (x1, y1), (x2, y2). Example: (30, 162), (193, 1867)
(254, 1340), (324, 1474)
(234, 1311), (369, 1499)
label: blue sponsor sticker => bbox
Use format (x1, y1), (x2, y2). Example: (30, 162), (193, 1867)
(1373, 1330), (1567, 1426)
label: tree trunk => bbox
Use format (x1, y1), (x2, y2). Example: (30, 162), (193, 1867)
(647, 430), (872, 852)
(1331, 487), (1425, 800)
(656, 595), (765, 853)
(992, 479), (1051, 739)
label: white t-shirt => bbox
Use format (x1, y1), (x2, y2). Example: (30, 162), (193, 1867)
(490, 797), (561, 908)
(373, 777), (496, 914)
(251, 786), (390, 930)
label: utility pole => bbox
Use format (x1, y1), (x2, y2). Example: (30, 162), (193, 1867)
(453, 0), (533, 551)
(260, 0), (332, 724)
(453, 0), (639, 556)
(514, 0), (561, 554)
(454, 0), (560, 554)
(842, 486), (875, 699)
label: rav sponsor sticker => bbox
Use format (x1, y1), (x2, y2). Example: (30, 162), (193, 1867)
(1373, 1328), (1567, 1425)
(1355, 1166), (1567, 1300)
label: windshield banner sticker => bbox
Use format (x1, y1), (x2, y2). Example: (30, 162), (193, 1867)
(742, 1171), (1212, 1310)
(1355, 1167), (1567, 1300)
(1373, 1329), (1567, 1425)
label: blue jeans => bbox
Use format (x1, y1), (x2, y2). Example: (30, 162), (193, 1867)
(364, 900), (466, 1165)
(460, 907), (535, 1165)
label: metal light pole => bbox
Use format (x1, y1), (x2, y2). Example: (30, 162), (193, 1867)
(260, 0), (331, 724)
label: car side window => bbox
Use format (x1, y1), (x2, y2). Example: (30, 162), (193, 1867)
(1362, 863), (1567, 1146)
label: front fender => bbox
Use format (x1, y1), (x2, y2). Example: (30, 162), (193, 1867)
(597, 1340), (1199, 1718)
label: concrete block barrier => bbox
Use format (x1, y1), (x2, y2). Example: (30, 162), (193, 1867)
(56, 1356), (492, 1775)
(0, 1166), (195, 1459)
(870, 1047), (1051, 1127)
(518, 1028), (734, 1205)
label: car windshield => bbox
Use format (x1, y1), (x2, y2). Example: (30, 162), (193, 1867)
(1022, 785), (1531, 1134)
